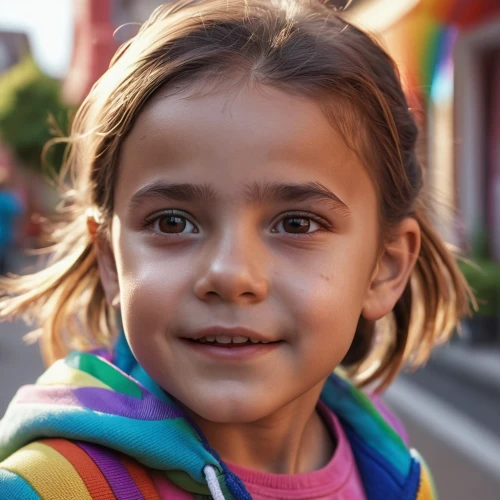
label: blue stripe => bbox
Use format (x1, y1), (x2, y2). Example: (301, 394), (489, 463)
(344, 425), (405, 500)
(0, 468), (42, 500)
(321, 375), (410, 476)
(401, 458), (421, 500)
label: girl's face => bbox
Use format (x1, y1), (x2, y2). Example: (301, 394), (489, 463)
(103, 83), (394, 423)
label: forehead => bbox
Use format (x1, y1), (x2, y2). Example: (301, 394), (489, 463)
(115, 82), (375, 209)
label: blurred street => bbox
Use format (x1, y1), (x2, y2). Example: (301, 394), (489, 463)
(0, 317), (44, 414)
(385, 363), (500, 499)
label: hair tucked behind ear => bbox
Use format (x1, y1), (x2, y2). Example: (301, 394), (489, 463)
(0, 0), (474, 382)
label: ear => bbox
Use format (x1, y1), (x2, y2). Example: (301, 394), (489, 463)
(88, 218), (121, 311)
(362, 217), (421, 321)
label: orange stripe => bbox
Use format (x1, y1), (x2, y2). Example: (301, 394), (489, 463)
(41, 439), (116, 500)
(120, 455), (161, 500)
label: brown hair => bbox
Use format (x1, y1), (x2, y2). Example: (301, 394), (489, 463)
(0, 0), (472, 390)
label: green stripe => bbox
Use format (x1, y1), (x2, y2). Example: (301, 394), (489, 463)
(64, 351), (142, 398)
(166, 470), (211, 495)
(351, 385), (407, 447)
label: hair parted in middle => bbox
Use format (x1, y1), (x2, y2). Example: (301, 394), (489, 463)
(0, 0), (472, 390)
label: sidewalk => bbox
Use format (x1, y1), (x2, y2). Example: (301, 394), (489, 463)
(431, 342), (500, 397)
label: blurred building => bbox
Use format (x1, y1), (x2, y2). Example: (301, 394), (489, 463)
(0, 29), (24, 186)
(0, 31), (30, 73)
(63, 0), (165, 105)
(348, 0), (500, 261)
(454, 11), (500, 261)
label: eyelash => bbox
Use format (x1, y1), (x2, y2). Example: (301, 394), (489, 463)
(271, 211), (332, 236)
(143, 209), (197, 237)
(142, 210), (332, 237)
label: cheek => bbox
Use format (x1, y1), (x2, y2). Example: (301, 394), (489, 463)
(114, 237), (190, 351)
(296, 280), (362, 356)
(281, 245), (375, 362)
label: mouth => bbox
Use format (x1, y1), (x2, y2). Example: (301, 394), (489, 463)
(185, 336), (280, 347)
(181, 327), (283, 359)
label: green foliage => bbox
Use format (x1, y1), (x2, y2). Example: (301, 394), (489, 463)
(0, 56), (70, 172)
(459, 259), (500, 316)
(470, 226), (490, 260)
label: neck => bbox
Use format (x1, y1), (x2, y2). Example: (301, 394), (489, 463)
(187, 380), (335, 475)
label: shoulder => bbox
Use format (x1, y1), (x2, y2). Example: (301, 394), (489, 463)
(1, 439), (107, 498)
(0, 438), (148, 499)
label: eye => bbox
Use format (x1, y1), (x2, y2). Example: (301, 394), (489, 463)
(273, 215), (323, 234)
(148, 211), (197, 235)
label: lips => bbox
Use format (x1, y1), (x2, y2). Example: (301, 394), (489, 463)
(183, 327), (280, 348)
(182, 334), (281, 361)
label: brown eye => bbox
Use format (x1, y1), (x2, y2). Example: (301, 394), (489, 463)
(274, 216), (321, 234)
(152, 214), (196, 234)
(283, 218), (310, 233)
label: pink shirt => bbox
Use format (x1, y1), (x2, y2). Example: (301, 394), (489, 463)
(226, 402), (366, 500)
(151, 401), (375, 499)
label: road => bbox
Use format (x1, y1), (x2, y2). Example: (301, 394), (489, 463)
(0, 318), (45, 413)
(385, 368), (500, 500)
(1, 318), (499, 499)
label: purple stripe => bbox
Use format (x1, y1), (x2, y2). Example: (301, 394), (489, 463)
(17, 385), (185, 420)
(76, 441), (144, 500)
(89, 348), (113, 362)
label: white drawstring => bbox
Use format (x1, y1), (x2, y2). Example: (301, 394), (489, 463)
(203, 464), (226, 500)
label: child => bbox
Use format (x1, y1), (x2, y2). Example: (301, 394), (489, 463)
(0, 0), (471, 498)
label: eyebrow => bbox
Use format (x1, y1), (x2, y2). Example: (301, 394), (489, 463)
(245, 181), (351, 216)
(128, 181), (217, 212)
(127, 180), (350, 216)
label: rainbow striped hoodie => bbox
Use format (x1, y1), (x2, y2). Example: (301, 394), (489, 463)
(0, 336), (436, 499)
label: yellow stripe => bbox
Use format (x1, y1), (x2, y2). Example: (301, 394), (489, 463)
(416, 466), (433, 500)
(414, 450), (438, 500)
(36, 361), (112, 390)
(1, 442), (92, 500)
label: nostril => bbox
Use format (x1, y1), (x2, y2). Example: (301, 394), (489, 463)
(193, 265), (269, 303)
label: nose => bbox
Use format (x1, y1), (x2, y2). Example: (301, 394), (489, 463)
(193, 228), (269, 304)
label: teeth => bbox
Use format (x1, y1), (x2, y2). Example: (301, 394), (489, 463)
(195, 335), (272, 344)
(232, 336), (248, 344)
(215, 335), (232, 344)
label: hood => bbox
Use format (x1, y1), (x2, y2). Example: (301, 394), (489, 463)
(0, 333), (434, 500)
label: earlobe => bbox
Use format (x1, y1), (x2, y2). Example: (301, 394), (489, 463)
(362, 218), (421, 321)
(94, 233), (121, 310)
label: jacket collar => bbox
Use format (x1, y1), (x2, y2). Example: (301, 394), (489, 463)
(0, 336), (432, 499)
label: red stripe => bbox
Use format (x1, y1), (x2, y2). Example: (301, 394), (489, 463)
(119, 455), (161, 500)
(40, 438), (116, 500)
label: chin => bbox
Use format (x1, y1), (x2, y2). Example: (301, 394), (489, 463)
(182, 391), (274, 424)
